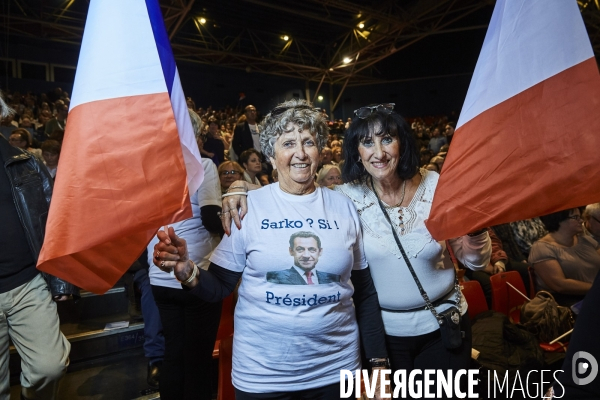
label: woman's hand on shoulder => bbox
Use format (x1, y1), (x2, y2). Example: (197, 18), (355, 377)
(221, 180), (260, 235)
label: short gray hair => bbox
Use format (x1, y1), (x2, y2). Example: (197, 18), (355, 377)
(583, 203), (600, 220)
(0, 90), (14, 119)
(316, 164), (341, 186)
(259, 99), (329, 159)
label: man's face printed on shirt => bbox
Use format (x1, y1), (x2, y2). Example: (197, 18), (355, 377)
(289, 237), (323, 272)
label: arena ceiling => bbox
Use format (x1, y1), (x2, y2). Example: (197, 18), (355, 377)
(2, 0), (600, 105)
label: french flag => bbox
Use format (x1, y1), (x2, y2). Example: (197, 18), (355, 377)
(37, 0), (203, 294)
(427, 0), (600, 240)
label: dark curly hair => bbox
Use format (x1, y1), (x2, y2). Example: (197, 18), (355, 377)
(341, 110), (419, 183)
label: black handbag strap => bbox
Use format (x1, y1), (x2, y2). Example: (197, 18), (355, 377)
(369, 176), (459, 324)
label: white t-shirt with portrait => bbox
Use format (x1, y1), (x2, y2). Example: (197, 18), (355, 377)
(210, 183), (366, 393)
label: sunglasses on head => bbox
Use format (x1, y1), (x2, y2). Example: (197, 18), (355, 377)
(220, 170), (241, 176)
(270, 105), (316, 118)
(353, 103), (395, 119)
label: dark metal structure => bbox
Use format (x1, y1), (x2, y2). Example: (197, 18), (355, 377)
(1, 0), (599, 111)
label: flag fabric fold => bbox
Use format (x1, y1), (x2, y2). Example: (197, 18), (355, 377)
(426, 0), (600, 241)
(37, 0), (203, 294)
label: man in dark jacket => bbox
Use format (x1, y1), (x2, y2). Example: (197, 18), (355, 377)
(232, 105), (259, 158)
(0, 93), (77, 400)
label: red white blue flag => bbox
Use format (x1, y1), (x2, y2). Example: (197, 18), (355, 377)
(38, 0), (203, 293)
(427, 0), (600, 240)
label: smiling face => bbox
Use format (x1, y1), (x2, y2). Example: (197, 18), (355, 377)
(357, 125), (400, 185)
(244, 153), (262, 174)
(289, 237), (322, 271)
(269, 126), (319, 194)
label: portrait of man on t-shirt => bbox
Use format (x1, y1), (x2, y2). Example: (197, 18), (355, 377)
(266, 231), (341, 285)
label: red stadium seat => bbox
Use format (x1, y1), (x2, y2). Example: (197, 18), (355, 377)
(213, 294), (235, 359)
(217, 335), (235, 400)
(490, 271), (529, 323)
(461, 280), (489, 319)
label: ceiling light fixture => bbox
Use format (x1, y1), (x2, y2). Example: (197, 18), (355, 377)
(282, 35), (289, 41)
(343, 57), (352, 64)
(199, 17), (206, 25)
(358, 23), (364, 29)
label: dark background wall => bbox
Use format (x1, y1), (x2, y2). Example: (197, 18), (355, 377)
(1, 37), (472, 121)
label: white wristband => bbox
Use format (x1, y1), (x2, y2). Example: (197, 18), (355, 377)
(222, 192), (248, 198)
(180, 261), (199, 286)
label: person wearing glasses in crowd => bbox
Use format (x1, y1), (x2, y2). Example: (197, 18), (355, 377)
(219, 102), (491, 397)
(529, 208), (600, 307)
(583, 203), (600, 243)
(217, 161), (245, 194)
(154, 99), (388, 399)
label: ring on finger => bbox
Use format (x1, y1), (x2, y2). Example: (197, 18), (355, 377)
(160, 261), (165, 268)
(155, 250), (160, 260)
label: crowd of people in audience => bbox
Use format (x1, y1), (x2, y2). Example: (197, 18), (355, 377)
(2, 87), (599, 399)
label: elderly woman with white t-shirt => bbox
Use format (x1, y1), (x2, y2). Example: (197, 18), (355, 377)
(154, 99), (388, 400)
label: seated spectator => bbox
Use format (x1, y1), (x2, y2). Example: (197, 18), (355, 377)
(316, 164), (342, 187)
(424, 163), (439, 173)
(583, 203), (600, 243)
(330, 139), (342, 150)
(430, 155), (445, 172)
(9, 129), (43, 162)
(463, 228), (529, 307)
(529, 208), (600, 306)
(239, 148), (263, 186)
(0, 113), (17, 139)
(510, 218), (547, 258)
(271, 169), (278, 183)
(217, 161), (245, 194)
(202, 118), (225, 166)
(41, 140), (61, 179)
(257, 172), (270, 186)
(319, 146), (334, 168)
(19, 117), (38, 141)
(45, 104), (68, 137)
(419, 148), (433, 167)
(332, 147), (343, 164)
(444, 122), (455, 144)
(427, 127), (447, 154)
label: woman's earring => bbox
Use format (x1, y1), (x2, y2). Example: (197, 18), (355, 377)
(357, 157), (362, 163)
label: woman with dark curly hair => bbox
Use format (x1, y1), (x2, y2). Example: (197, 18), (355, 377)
(334, 104), (490, 394)
(529, 208), (600, 306)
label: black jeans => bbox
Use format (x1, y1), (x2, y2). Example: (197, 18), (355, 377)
(386, 313), (472, 399)
(235, 382), (345, 400)
(151, 285), (222, 400)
